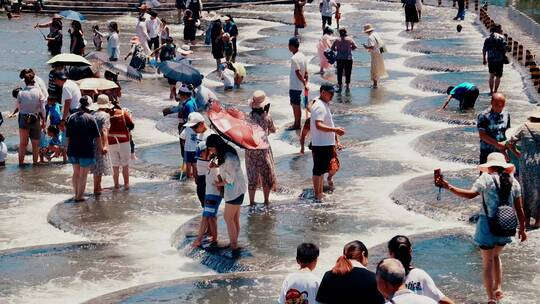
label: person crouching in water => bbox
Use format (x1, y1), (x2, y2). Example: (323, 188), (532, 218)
(192, 141), (223, 248)
(441, 82), (479, 110)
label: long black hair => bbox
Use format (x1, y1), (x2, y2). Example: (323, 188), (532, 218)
(388, 235), (413, 275)
(495, 167), (513, 205)
(205, 134), (237, 165)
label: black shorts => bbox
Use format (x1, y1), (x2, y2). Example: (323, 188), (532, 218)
(312, 145), (334, 176)
(322, 16), (332, 26)
(149, 36), (160, 50)
(459, 87), (479, 110)
(166, 77), (177, 85)
(488, 61), (504, 77)
(479, 243), (506, 250)
(289, 89), (302, 106)
(226, 194), (245, 205)
(196, 174), (206, 207)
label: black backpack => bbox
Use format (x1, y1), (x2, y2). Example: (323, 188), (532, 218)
(482, 175), (518, 237)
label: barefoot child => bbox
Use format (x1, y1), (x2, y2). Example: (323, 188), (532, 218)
(192, 142), (223, 247)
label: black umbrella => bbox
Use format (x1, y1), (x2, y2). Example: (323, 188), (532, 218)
(158, 61), (203, 87)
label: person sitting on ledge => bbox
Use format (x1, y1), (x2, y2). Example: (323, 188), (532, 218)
(441, 82), (479, 111)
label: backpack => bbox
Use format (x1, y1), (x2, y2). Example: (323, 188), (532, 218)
(324, 48), (336, 64)
(482, 175), (518, 237)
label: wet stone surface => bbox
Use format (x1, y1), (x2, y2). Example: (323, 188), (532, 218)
(404, 54), (482, 72)
(48, 181), (199, 240)
(402, 95), (492, 125)
(411, 71), (489, 94)
(412, 126), (479, 164)
(84, 271), (286, 304)
(404, 38), (480, 55)
(0, 242), (131, 298)
(390, 169), (482, 222)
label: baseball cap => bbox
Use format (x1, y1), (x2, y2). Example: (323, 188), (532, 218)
(184, 112), (205, 128)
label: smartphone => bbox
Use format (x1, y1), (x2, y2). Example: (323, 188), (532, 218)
(434, 169), (442, 187)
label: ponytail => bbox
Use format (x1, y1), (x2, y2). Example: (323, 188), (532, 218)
(331, 240), (368, 276)
(496, 167), (512, 205)
(332, 255), (353, 275)
(388, 235), (413, 275)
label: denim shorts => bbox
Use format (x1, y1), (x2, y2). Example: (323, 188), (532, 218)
(202, 195), (222, 218)
(474, 215), (512, 249)
(184, 151), (196, 164)
(289, 89), (302, 106)
(68, 156), (96, 168)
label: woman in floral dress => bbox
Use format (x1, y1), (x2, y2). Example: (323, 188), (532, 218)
(245, 90), (277, 207)
(89, 94), (112, 195)
(508, 108), (540, 228)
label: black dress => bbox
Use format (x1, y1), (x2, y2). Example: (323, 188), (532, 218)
(316, 267), (385, 304)
(403, 0), (419, 23)
(183, 17), (197, 41)
(211, 21), (224, 60)
(70, 30), (85, 55)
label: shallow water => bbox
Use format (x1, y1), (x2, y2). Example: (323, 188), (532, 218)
(1, 1), (539, 303)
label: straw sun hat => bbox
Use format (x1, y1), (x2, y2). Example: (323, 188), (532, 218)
(178, 44), (193, 56)
(363, 24), (375, 33)
(130, 36), (140, 44)
(248, 90), (268, 109)
(478, 152), (515, 173)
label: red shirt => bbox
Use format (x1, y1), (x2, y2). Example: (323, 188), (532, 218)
(107, 108), (133, 144)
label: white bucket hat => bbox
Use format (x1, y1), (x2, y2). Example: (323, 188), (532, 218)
(478, 152), (515, 173)
(184, 112), (205, 128)
(248, 90), (268, 109)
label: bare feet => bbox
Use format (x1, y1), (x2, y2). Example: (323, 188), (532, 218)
(327, 178), (335, 191)
(495, 289), (504, 301)
(124, 184), (130, 190)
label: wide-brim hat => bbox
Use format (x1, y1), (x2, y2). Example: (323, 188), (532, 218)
(248, 90), (268, 109)
(222, 15), (231, 21)
(53, 13), (63, 19)
(363, 24), (375, 33)
(478, 152), (515, 173)
(130, 36), (140, 44)
(139, 4), (148, 10)
(93, 94), (113, 110)
(178, 44), (193, 56)
(529, 107), (540, 119)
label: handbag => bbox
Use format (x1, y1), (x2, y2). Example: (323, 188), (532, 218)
(503, 55), (510, 65)
(482, 176), (518, 237)
(324, 48), (336, 64)
(373, 34), (387, 53)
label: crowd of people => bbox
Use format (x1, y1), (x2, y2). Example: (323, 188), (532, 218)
(1, 1), (539, 303)
(279, 237), (456, 304)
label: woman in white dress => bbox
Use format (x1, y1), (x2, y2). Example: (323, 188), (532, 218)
(362, 24), (387, 88)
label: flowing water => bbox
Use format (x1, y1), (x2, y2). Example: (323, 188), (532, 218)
(0, 0), (539, 303)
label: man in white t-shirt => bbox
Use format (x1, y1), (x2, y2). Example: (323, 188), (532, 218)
(53, 72), (81, 124)
(319, 0), (338, 31)
(279, 243), (320, 304)
(376, 258), (437, 304)
(288, 37), (308, 130)
(146, 11), (162, 60)
(309, 83), (345, 200)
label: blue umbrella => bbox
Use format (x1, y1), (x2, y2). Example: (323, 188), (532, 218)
(58, 10), (87, 22)
(158, 61), (203, 87)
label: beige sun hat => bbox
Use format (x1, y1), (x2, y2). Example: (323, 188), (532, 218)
(363, 24), (375, 33)
(478, 152), (515, 173)
(529, 107), (540, 119)
(88, 94), (113, 111)
(248, 90), (269, 109)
